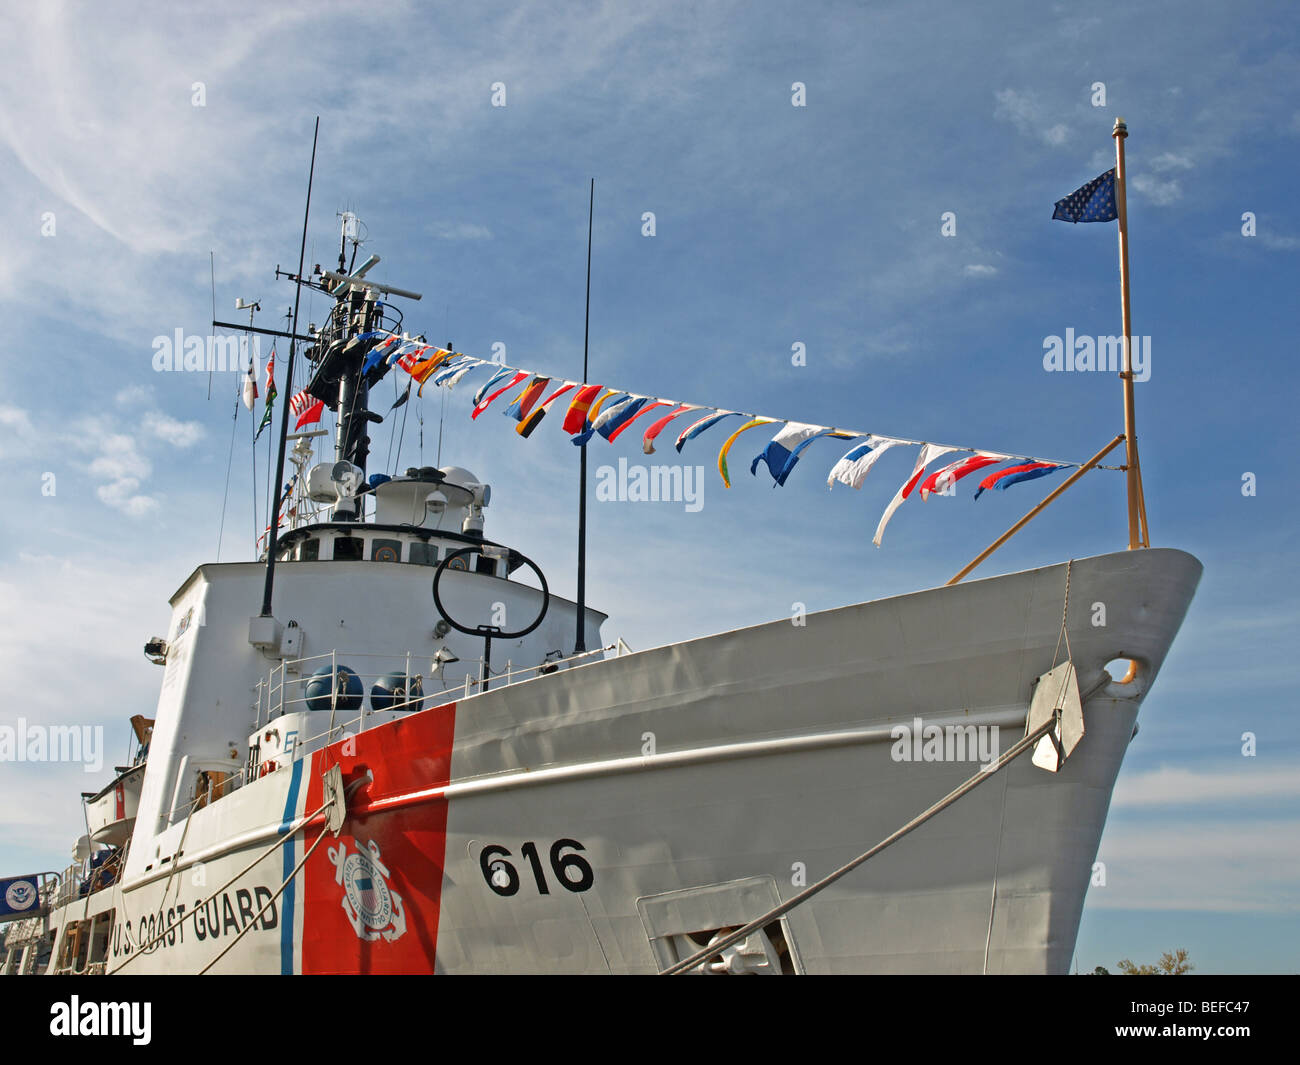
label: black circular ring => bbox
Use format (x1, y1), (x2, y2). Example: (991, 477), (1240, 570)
(432, 546), (549, 640)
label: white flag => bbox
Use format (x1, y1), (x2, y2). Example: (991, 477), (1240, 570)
(242, 356), (258, 412)
(827, 436), (899, 490)
(873, 443), (958, 546)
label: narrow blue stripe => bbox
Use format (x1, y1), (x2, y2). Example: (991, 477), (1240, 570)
(278, 758), (304, 975)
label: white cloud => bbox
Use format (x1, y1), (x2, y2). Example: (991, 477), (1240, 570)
(115, 384), (154, 407)
(963, 264), (998, 278)
(0, 552), (177, 853)
(428, 221), (493, 241)
(142, 411), (205, 448)
(1113, 765), (1300, 807)
(96, 477), (158, 516)
(87, 432), (157, 515)
(993, 88), (1070, 147)
(0, 404), (34, 432)
(1149, 151), (1194, 172)
(1092, 763), (1300, 912)
(1093, 819), (1300, 913)
(1259, 231), (1300, 251)
(0, 404), (35, 459)
(88, 432), (150, 482)
(1130, 173), (1183, 205)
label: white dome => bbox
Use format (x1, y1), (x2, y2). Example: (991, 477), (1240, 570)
(438, 466), (480, 489)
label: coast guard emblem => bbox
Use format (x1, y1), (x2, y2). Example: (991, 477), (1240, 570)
(5, 879), (37, 912)
(328, 838), (407, 942)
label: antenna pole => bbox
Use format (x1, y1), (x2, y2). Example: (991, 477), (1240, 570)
(1113, 117), (1148, 548)
(575, 179), (594, 654)
(260, 116), (319, 618)
(208, 252), (216, 400)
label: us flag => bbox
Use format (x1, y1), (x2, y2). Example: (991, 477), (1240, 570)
(290, 389), (325, 430)
(1052, 168), (1118, 224)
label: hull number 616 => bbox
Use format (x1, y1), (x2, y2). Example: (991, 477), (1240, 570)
(480, 839), (594, 896)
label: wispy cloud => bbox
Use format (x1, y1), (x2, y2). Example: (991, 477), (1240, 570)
(1259, 231), (1300, 251)
(1131, 173), (1184, 206)
(142, 411), (206, 448)
(0, 404), (36, 459)
(428, 221), (493, 242)
(1094, 819), (1300, 913)
(87, 432), (156, 515)
(1113, 765), (1300, 807)
(994, 88), (1069, 147)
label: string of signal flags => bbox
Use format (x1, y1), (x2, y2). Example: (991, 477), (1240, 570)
(280, 330), (1121, 546)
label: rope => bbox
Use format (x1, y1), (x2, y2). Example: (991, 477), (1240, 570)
(384, 373), (401, 471)
(106, 799), (333, 972)
(198, 826), (331, 975)
(155, 792), (200, 915)
(1051, 558), (1075, 667)
(393, 383), (412, 475)
(1043, 559), (1077, 719)
(198, 765), (368, 974)
(661, 716), (1058, 975)
(215, 380), (240, 561)
(419, 356), (1126, 473)
(251, 406), (259, 553)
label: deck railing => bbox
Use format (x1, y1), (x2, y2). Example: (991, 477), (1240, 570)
(163, 639), (631, 822)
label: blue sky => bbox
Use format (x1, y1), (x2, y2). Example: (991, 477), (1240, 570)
(0, 1), (1296, 973)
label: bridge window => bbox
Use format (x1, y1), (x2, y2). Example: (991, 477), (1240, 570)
(409, 542), (438, 566)
(297, 538), (319, 561)
(372, 538), (402, 563)
(333, 536), (364, 561)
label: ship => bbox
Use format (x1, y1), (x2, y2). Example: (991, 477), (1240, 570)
(1, 125), (1201, 976)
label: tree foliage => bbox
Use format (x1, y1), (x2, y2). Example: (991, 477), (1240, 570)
(1116, 948), (1193, 975)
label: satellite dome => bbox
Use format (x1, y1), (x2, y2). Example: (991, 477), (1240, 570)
(438, 466), (480, 490)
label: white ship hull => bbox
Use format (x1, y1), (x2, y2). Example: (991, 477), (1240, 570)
(32, 546), (1199, 975)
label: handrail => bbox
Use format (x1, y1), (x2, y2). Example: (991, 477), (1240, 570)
(176, 641), (627, 817)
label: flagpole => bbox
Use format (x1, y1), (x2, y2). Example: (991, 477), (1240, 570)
(1112, 117), (1148, 549)
(260, 117), (318, 618)
(575, 178), (594, 654)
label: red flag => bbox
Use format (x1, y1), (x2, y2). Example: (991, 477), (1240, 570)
(290, 390), (325, 430)
(561, 384), (603, 435)
(918, 454), (1004, 500)
(471, 370), (528, 420)
(606, 399), (672, 443)
(641, 404), (696, 454)
(516, 383), (574, 438)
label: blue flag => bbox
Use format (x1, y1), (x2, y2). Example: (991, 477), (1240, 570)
(1052, 169), (1117, 224)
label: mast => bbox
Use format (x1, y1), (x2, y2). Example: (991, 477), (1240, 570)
(575, 179), (594, 654)
(1112, 117), (1149, 549)
(259, 117), (319, 618)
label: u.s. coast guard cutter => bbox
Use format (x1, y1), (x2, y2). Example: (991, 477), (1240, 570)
(2, 140), (1200, 974)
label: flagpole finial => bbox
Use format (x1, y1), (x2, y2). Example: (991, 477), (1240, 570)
(1112, 116), (1128, 138)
